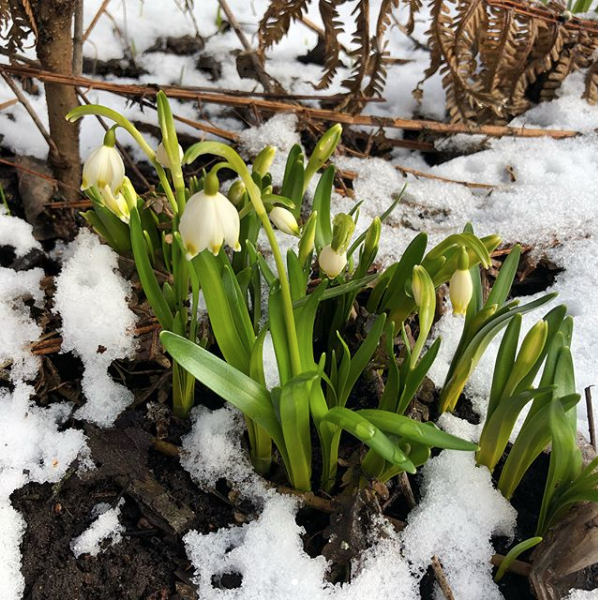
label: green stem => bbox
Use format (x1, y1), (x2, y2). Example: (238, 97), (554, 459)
(184, 142), (302, 377)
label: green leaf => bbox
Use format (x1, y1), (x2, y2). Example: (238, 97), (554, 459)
(486, 245), (521, 308)
(268, 283), (292, 385)
(494, 537), (542, 582)
(359, 410), (479, 451)
(337, 314), (387, 407)
(312, 165), (335, 251)
(488, 313), (521, 419)
(130, 209), (173, 330)
(498, 393), (581, 499)
(323, 407), (416, 473)
(192, 252), (250, 373)
(160, 332), (286, 454)
(295, 282), (327, 371)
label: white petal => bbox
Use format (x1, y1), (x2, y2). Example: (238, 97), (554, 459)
(107, 147), (125, 192)
(214, 192), (240, 251)
(179, 192), (209, 258)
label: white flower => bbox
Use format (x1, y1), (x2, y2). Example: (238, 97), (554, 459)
(81, 145), (125, 194)
(178, 190), (241, 260)
(156, 142), (183, 169)
(449, 268), (473, 316)
(100, 185), (130, 224)
(270, 207), (299, 236)
(319, 244), (347, 278)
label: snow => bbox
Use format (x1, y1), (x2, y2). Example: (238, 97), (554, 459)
(182, 406), (421, 600)
(0, 502), (26, 600)
(53, 229), (138, 427)
(0, 208), (42, 258)
(402, 451), (517, 599)
(566, 590), (598, 600)
(70, 500), (125, 558)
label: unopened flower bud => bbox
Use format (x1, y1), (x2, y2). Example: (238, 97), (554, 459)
(331, 213), (355, 255)
(449, 248), (473, 316)
(298, 211), (317, 266)
(319, 244), (347, 278)
(227, 180), (246, 207)
(252, 146), (276, 177)
(156, 141), (183, 169)
(304, 123), (342, 192)
(270, 206), (299, 236)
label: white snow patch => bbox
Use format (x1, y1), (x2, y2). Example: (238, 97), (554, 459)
(566, 590), (598, 600)
(239, 114), (300, 156)
(0, 208), (42, 257)
(402, 451), (517, 600)
(0, 383), (87, 495)
(53, 230), (137, 427)
(0, 267), (44, 382)
(0, 500), (26, 600)
(71, 500), (125, 557)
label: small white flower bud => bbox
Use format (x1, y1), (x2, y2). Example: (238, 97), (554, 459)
(269, 207), (299, 236)
(449, 269), (473, 316)
(319, 244), (347, 278)
(156, 142), (183, 169)
(100, 185), (130, 224)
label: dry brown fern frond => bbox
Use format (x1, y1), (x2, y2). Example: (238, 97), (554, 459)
(258, 0), (311, 49)
(418, 0), (598, 124)
(315, 0), (345, 90)
(583, 60), (598, 104)
(0, 0), (38, 58)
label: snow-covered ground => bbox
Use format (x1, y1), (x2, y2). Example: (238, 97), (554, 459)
(1, 0), (598, 598)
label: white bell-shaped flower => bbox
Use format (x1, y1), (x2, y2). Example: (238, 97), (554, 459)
(449, 268), (473, 316)
(100, 185), (130, 224)
(82, 145), (125, 194)
(319, 244), (347, 278)
(270, 207), (299, 236)
(156, 142), (183, 169)
(179, 190), (241, 260)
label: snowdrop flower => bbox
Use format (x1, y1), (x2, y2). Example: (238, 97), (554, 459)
(156, 142), (183, 169)
(81, 129), (125, 194)
(270, 207), (299, 236)
(179, 190), (241, 260)
(100, 185), (130, 224)
(319, 244), (347, 278)
(450, 248), (473, 316)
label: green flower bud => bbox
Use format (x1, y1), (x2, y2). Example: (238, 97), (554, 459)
(227, 180), (246, 207)
(299, 211), (317, 267)
(331, 213), (355, 255)
(303, 123), (342, 192)
(252, 146), (276, 177)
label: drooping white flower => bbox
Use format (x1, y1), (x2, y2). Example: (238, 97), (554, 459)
(156, 142), (183, 169)
(269, 207), (299, 236)
(81, 145), (125, 194)
(449, 268), (473, 316)
(319, 244), (347, 278)
(100, 185), (130, 224)
(178, 190), (241, 260)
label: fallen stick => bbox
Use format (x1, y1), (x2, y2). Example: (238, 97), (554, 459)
(431, 555), (456, 600)
(0, 65), (582, 140)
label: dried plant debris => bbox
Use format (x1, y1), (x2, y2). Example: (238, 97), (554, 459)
(258, 0), (399, 111)
(416, 0), (598, 123)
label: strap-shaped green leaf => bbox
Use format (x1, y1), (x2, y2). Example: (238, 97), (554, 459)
(192, 252), (250, 373)
(477, 387), (554, 471)
(295, 281), (327, 371)
(130, 208), (173, 330)
(268, 283), (292, 386)
(359, 410), (478, 451)
(498, 393), (580, 499)
(486, 245), (521, 308)
(494, 537), (542, 582)
(312, 165), (334, 251)
(160, 331), (285, 452)
(322, 407), (416, 473)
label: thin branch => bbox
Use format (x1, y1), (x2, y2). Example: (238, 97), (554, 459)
(217, 0), (284, 94)
(73, 0), (84, 76)
(0, 65), (582, 140)
(0, 73), (60, 157)
(431, 556), (456, 600)
(83, 0), (112, 42)
(395, 164), (498, 189)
